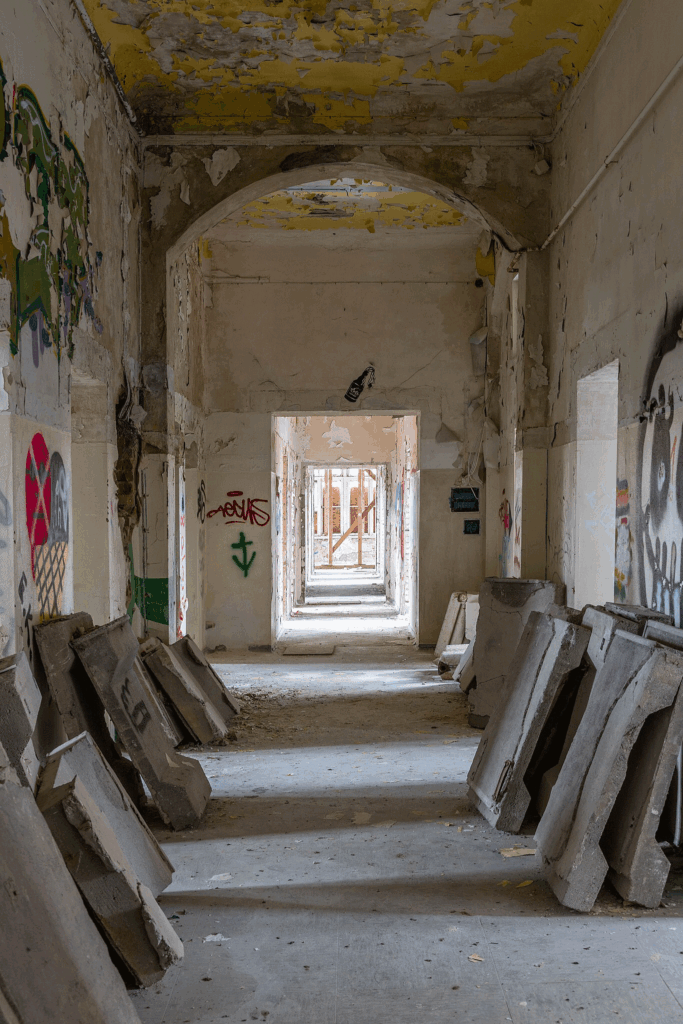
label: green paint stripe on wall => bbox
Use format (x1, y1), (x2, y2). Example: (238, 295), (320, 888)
(135, 575), (169, 626)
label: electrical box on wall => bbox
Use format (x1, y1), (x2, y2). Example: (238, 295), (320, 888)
(450, 487), (479, 513)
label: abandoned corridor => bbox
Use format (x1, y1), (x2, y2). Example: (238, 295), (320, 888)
(131, 648), (683, 1024)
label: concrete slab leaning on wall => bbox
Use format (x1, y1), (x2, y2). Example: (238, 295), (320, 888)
(537, 633), (683, 911)
(71, 617), (211, 830)
(39, 730), (174, 897)
(468, 611), (590, 833)
(0, 751), (142, 1023)
(39, 776), (183, 987)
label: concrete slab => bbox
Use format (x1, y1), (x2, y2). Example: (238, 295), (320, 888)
(39, 730), (174, 896)
(71, 617), (212, 830)
(536, 605), (640, 814)
(437, 643), (469, 679)
(455, 638), (475, 690)
(467, 579), (565, 727)
(133, 652), (186, 748)
(0, 651), (42, 788)
(536, 632), (683, 911)
(605, 602), (673, 626)
(640, 620), (683, 847)
(142, 640), (229, 744)
(39, 776), (183, 987)
(0, 765), (141, 1023)
(434, 592), (465, 658)
(172, 636), (240, 721)
(467, 612), (590, 832)
(34, 613), (146, 804)
(602, 671), (683, 908)
(283, 644), (336, 656)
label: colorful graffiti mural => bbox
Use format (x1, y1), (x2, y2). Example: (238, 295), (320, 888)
(0, 58), (99, 363)
(25, 432), (69, 619)
(638, 308), (683, 626)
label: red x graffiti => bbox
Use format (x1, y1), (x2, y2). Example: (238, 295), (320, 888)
(25, 432), (51, 577)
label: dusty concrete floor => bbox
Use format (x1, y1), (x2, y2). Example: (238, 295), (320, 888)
(133, 648), (683, 1024)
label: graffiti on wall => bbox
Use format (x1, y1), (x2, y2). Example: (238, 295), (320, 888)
(614, 478), (632, 602)
(207, 490), (271, 527)
(232, 532), (255, 577)
(25, 432), (69, 619)
(0, 58), (99, 363)
(638, 309), (683, 626)
(197, 480), (206, 522)
(499, 489), (512, 577)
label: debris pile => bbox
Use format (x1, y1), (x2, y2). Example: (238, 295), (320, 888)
(462, 582), (683, 912)
(0, 613), (240, 1020)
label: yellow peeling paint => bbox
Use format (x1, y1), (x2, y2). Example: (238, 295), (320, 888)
(234, 188), (466, 232)
(451, 117), (469, 130)
(82, 0), (623, 132)
(416, 0), (623, 93)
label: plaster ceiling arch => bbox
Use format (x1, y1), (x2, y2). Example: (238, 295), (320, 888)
(166, 159), (519, 265)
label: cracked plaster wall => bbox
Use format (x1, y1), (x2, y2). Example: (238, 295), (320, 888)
(0, 0), (141, 655)
(543, 0), (683, 611)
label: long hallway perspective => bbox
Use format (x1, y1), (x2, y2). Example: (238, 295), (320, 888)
(133, 648), (683, 1024)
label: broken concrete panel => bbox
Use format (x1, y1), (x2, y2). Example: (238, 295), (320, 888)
(640, 620), (683, 846)
(0, 651), (42, 788)
(131, 656), (186, 748)
(536, 606), (640, 814)
(0, 771), (141, 1023)
(602, 674), (683, 908)
(34, 613), (146, 804)
(455, 639), (475, 690)
(39, 731), (173, 897)
(71, 616), (211, 830)
(468, 613), (590, 832)
(171, 636), (240, 723)
(604, 602), (673, 626)
(536, 632), (683, 912)
(435, 592), (465, 659)
(39, 777), (183, 987)
(142, 639), (229, 744)
(468, 579), (565, 727)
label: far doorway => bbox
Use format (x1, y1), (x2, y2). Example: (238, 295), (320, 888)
(272, 413), (419, 647)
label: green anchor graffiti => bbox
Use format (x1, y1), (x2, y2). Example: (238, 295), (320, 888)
(231, 531), (256, 577)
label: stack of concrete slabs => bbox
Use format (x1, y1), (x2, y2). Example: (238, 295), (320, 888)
(536, 631), (683, 911)
(71, 616), (211, 830)
(467, 612), (590, 833)
(0, 760), (141, 1023)
(39, 730), (174, 896)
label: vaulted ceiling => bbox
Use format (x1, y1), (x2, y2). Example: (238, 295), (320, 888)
(83, 0), (623, 136)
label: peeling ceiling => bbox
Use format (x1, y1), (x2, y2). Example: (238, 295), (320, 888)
(83, 0), (623, 136)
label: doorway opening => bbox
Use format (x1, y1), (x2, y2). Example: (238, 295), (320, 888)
(272, 413), (418, 646)
(574, 360), (619, 609)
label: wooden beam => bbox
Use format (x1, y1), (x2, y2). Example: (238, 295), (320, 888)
(332, 500), (376, 553)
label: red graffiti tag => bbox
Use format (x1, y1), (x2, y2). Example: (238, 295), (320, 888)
(207, 491), (271, 527)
